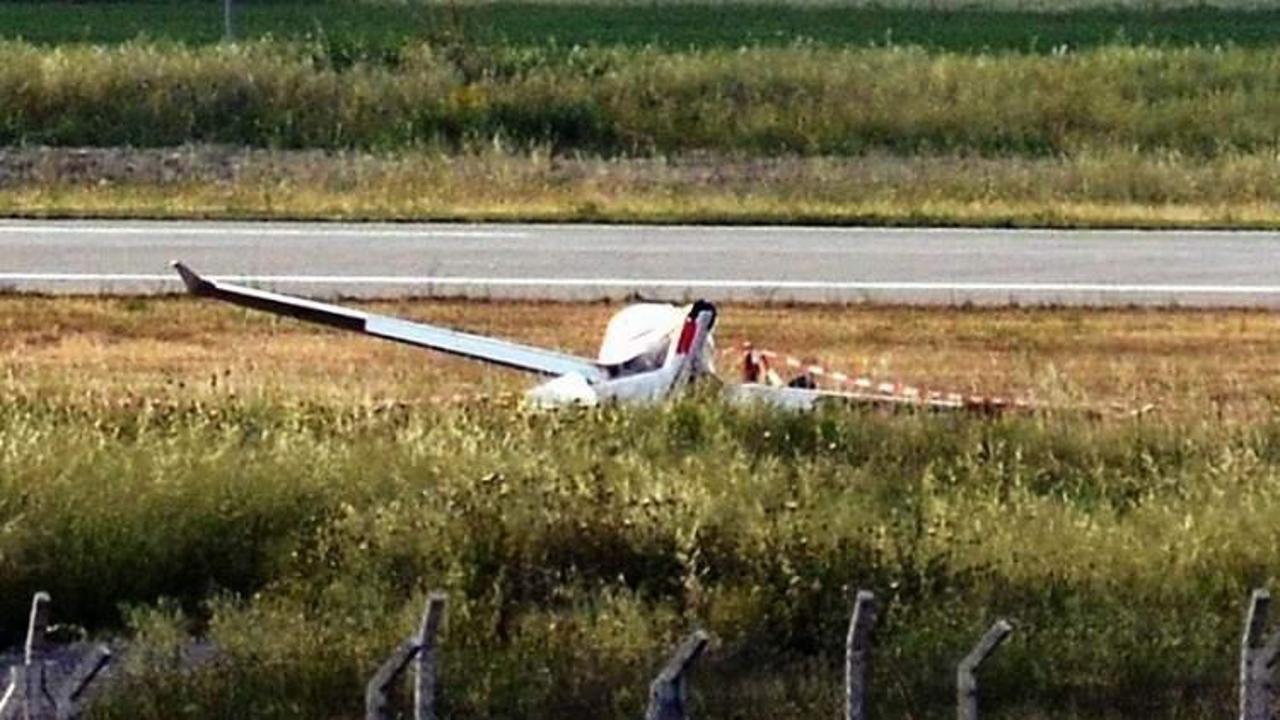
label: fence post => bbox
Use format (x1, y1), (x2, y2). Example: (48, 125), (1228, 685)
(21, 663), (56, 719)
(366, 640), (420, 720)
(846, 591), (878, 720)
(645, 631), (710, 720)
(956, 620), (1013, 720)
(1240, 589), (1280, 720)
(0, 592), (58, 719)
(414, 593), (447, 720)
(26, 592), (51, 663)
(1241, 589), (1269, 720)
(223, 0), (234, 41)
(0, 667), (15, 715)
(366, 592), (449, 720)
(0, 592), (112, 720)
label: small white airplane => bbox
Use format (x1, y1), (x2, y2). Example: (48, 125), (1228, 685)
(172, 262), (1001, 412)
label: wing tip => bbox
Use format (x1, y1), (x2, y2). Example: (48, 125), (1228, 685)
(171, 260), (213, 295)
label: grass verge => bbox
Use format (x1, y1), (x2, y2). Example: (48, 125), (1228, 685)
(5, 296), (1279, 431)
(4, 147), (1280, 229)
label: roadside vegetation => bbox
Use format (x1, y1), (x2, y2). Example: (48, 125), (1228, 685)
(3, 297), (1280, 719)
(6, 146), (1280, 228)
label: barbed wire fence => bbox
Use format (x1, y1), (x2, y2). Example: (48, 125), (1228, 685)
(3, 586), (1279, 719)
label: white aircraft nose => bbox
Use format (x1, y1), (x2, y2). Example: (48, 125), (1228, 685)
(597, 303), (684, 365)
(525, 373), (600, 408)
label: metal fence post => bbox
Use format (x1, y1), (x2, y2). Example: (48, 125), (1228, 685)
(25, 592), (51, 663)
(1240, 589), (1280, 720)
(1241, 589), (1270, 720)
(224, 0), (234, 41)
(22, 662), (56, 719)
(846, 591), (877, 720)
(414, 593), (447, 720)
(366, 640), (419, 720)
(0, 592), (57, 720)
(0, 667), (15, 715)
(0, 593), (112, 720)
(365, 592), (449, 720)
(645, 631), (709, 720)
(956, 620), (1013, 720)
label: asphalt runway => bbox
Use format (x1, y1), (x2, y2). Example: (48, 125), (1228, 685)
(2, 219), (1279, 306)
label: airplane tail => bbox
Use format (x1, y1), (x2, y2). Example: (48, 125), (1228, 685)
(663, 299), (717, 381)
(173, 261), (213, 295)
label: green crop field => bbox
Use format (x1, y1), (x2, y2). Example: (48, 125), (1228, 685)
(1, 1), (1279, 53)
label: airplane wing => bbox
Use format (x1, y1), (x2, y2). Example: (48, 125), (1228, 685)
(725, 383), (1035, 415)
(723, 383), (969, 411)
(172, 262), (609, 381)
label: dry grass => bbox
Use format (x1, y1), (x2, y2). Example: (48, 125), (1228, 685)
(5, 295), (1279, 418)
(6, 147), (1280, 228)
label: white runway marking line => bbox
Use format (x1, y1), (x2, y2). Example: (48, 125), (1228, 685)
(4, 273), (1280, 295)
(434, 221), (1280, 239)
(0, 225), (528, 239)
(3, 221), (1278, 239)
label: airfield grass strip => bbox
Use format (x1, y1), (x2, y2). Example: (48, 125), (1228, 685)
(5, 147), (1280, 229)
(11, 183), (1280, 229)
(4, 298), (1280, 718)
(9, 297), (1280, 420)
(4, 42), (1280, 156)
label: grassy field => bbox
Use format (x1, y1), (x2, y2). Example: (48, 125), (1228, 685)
(3, 1), (1280, 53)
(11, 295), (1280, 417)
(4, 42), (1280, 156)
(4, 296), (1280, 719)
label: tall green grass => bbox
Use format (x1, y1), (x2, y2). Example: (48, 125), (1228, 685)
(3, 389), (1280, 718)
(3, 41), (1280, 156)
